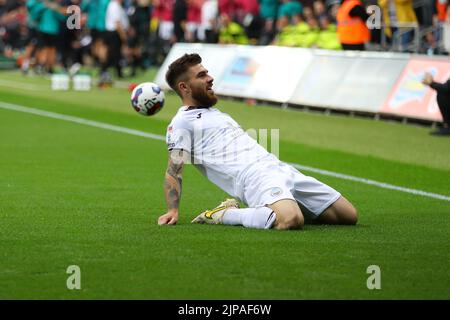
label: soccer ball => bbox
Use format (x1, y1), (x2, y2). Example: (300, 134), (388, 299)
(130, 82), (165, 116)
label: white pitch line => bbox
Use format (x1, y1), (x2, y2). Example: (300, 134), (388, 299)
(0, 102), (165, 141)
(289, 163), (450, 202)
(1, 101), (449, 203)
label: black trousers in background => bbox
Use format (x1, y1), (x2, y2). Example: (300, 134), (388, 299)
(431, 80), (450, 127)
(436, 93), (450, 126)
(102, 31), (123, 77)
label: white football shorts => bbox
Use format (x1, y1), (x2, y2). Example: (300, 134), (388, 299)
(241, 161), (341, 221)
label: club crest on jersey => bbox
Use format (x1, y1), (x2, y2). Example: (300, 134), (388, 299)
(270, 187), (282, 197)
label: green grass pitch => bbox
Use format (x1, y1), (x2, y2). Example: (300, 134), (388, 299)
(0, 70), (449, 299)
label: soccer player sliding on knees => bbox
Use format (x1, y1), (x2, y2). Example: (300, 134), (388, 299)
(158, 54), (358, 230)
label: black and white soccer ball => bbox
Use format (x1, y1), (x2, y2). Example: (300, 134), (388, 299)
(130, 82), (165, 116)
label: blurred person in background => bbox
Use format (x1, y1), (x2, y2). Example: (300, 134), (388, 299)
(0, 0), (27, 56)
(313, 0), (327, 20)
(99, 0), (129, 85)
(302, 5), (314, 20)
(35, 0), (67, 74)
(336, 0), (370, 50)
(134, 0), (152, 68)
(126, 22), (141, 76)
(80, 0), (99, 64)
(434, 0), (449, 49)
(126, 0), (152, 75)
(273, 13), (303, 46)
(21, 0), (40, 73)
(151, 0), (175, 65)
(277, 0), (303, 26)
(199, 0), (218, 43)
(172, 0), (187, 42)
(257, 0), (278, 44)
(415, 0), (436, 28)
(218, 12), (248, 44)
(327, 0), (340, 23)
(237, 0), (262, 44)
(303, 15), (320, 47)
(378, 0), (418, 51)
(420, 29), (447, 55)
(90, 0), (110, 78)
(275, 0), (302, 39)
(436, 0), (449, 22)
(274, 12), (321, 49)
(60, 0), (84, 74)
(218, 0), (241, 22)
(185, 0), (203, 42)
(316, 15), (341, 49)
(422, 72), (450, 135)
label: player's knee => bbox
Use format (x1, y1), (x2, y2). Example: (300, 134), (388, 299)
(288, 212), (304, 229)
(341, 206), (358, 225)
(275, 208), (304, 230)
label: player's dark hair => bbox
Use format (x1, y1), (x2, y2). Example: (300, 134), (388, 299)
(165, 53), (202, 97)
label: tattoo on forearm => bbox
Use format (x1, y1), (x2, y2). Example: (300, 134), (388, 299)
(164, 155), (183, 210)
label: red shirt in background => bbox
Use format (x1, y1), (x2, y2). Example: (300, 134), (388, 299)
(187, 0), (204, 23)
(152, 0), (175, 21)
(218, 0), (242, 17)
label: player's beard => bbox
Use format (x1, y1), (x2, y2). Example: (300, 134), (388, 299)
(191, 85), (218, 107)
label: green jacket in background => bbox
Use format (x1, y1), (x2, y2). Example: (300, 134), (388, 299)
(277, 23), (302, 47)
(301, 27), (320, 48)
(278, 22), (317, 48)
(317, 24), (342, 50)
(219, 22), (249, 45)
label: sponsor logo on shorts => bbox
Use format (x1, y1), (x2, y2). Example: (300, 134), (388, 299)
(270, 187), (282, 197)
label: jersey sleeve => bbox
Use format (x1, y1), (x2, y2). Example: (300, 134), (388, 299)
(166, 117), (192, 153)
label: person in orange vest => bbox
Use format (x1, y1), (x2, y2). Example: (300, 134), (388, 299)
(436, 0), (449, 23)
(336, 0), (370, 50)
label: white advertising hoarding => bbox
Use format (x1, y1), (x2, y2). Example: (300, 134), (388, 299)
(288, 51), (408, 112)
(215, 46), (313, 103)
(154, 43), (236, 90)
(156, 43), (444, 122)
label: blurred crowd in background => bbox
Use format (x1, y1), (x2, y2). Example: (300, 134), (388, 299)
(0, 0), (449, 83)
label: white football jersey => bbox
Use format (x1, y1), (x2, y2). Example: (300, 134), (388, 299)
(166, 106), (279, 201)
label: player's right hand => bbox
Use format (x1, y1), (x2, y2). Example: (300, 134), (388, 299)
(158, 211), (178, 225)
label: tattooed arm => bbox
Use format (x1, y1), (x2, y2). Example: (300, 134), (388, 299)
(158, 149), (186, 225)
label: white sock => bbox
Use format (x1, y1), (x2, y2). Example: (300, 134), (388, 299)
(222, 206), (276, 229)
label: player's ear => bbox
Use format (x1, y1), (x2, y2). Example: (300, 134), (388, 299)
(178, 81), (190, 96)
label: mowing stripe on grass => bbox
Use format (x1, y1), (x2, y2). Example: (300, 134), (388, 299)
(0, 79), (41, 91)
(0, 101), (165, 141)
(1, 101), (449, 202)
